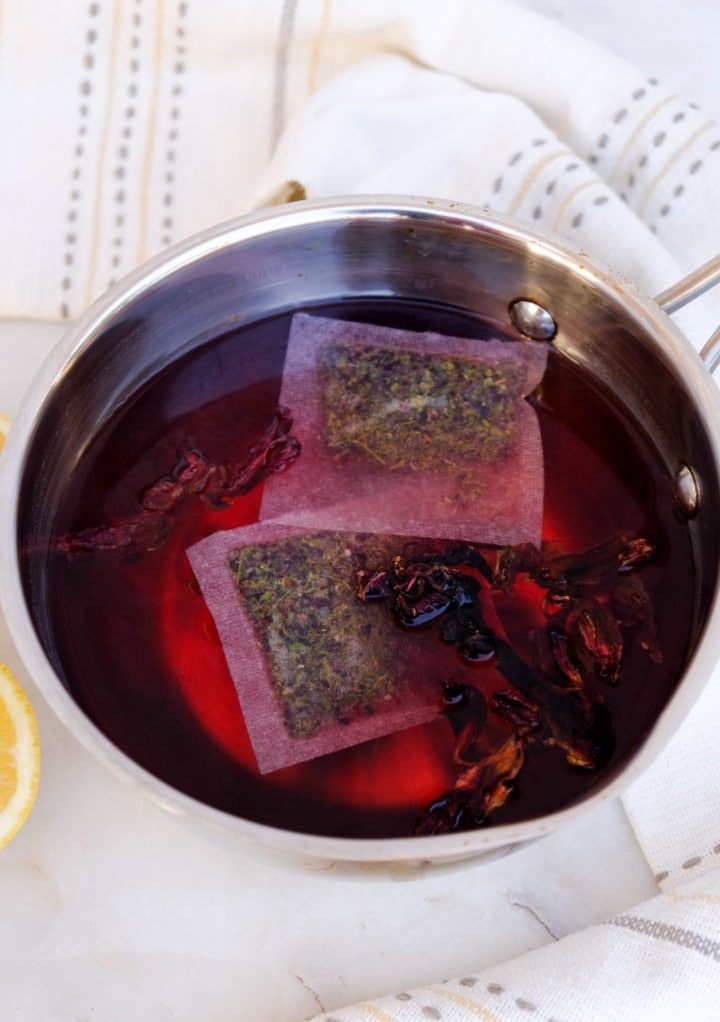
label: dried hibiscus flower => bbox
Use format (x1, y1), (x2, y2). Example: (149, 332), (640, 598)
(53, 406), (300, 558)
(356, 532), (659, 834)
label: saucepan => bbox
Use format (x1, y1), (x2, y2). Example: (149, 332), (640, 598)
(2, 196), (720, 869)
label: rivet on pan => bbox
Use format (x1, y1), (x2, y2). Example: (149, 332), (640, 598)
(673, 464), (699, 517)
(509, 299), (557, 341)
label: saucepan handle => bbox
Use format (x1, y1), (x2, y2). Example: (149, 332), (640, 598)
(655, 254), (720, 372)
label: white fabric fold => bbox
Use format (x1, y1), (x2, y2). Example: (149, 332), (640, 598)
(309, 868), (720, 1021)
(253, 7), (720, 1021)
(3, 0), (720, 329)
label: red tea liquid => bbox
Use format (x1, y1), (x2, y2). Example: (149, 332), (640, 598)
(34, 300), (694, 838)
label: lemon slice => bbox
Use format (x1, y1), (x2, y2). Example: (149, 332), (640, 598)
(0, 412), (10, 455)
(0, 663), (40, 848)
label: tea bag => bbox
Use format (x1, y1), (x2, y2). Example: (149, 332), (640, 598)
(260, 314), (548, 547)
(187, 521), (447, 774)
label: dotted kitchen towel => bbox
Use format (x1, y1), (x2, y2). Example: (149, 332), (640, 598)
(2, 0), (720, 335)
(307, 867), (720, 1021)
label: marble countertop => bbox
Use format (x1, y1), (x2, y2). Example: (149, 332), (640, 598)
(2, 3), (719, 1019)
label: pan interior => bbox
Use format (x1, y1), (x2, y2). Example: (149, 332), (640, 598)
(13, 204), (720, 844)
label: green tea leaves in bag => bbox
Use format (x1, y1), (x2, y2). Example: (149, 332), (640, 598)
(187, 522), (444, 773)
(260, 314), (547, 546)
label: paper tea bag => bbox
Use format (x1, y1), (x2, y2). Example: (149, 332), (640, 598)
(260, 314), (548, 547)
(187, 521), (448, 774)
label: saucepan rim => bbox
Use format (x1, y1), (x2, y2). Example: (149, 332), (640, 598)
(2, 194), (720, 867)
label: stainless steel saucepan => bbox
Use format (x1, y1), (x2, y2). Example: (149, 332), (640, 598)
(2, 196), (720, 868)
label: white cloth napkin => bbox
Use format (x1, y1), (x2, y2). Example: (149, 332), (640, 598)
(306, 868), (720, 1021)
(252, 11), (720, 1019)
(4, 1), (720, 1018)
